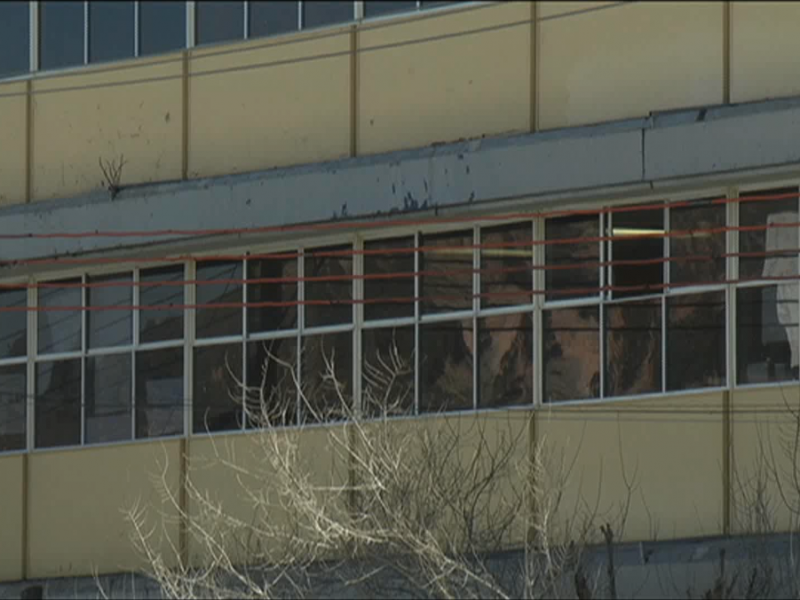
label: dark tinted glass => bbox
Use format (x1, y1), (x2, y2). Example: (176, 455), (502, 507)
(420, 230), (473, 314)
(196, 1), (244, 45)
(481, 223), (532, 308)
(246, 337), (297, 427)
(38, 281), (81, 355)
(140, 1), (186, 56)
(305, 246), (353, 327)
(301, 332), (352, 423)
(85, 354), (132, 444)
(249, 1), (298, 37)
(193, 343), (243, 433)
(605, 299), (662, 397)
(140, 266), (185, 343)
(303, 1), (352, 28)
(610, 207), (665, 299)
(136, 347), (184, 438)
(365, 2), (417, 18)
(0, 365), (26, 452)
(546, 215), (600, 301)
(667, 292), (725, 391)
(35, 359), (82, 449)
(196, 261), (243, 338)
(543, 307), (600, 402)
(0, 2), (30, 78)
(419, 319), (473, 413)
(477, 313), (533, 408)
(362, 327), (414, 417)
(364, 237), (414, 321)
(87, 274), (132, 348)
(247, 255), (298, 333)
(89, 1), (134, 63)
(40, 2), (85, 70)
(0, 290), (27, 359)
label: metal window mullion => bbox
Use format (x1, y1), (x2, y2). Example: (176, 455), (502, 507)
(728, 189), (738, 387)
(132, 268), (139, 439)
(30, 1), (39, 72)
(80, 274), (87, 446)
(414, 232), (420, 416)
(533, 217), (544, 408)
(472, 225), (479, 411)
(133, 1), (140, 57)
(599, 212), (607, 399)
(353, 236), (364, 417)
(26, 281), (36, 452)
(243, 0), (249, 39)
(186, 1), (196, 48)
(185, 260), (195, 437)
(662, 206), (669, 393)
(241, 258), (247, 430)
(297, 249), (304, 425)
(298, 1), (303, 29)
(84, 1), (89, 65)
(354, 1), (364, 20)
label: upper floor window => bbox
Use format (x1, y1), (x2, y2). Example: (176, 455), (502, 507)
(364, 2), (418, 18)
(139, 2), (186, 56)
(88, 1), (134, 63)
(249, 1), (299, 38)
(303, 1), (353, 29)
(0, 2), (29, 78)
(196, 1), (245, 45)
(39, 1), (85, 71)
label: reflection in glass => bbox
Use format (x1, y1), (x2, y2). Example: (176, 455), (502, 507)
(40, 2), (85, 70)
(196, 261), (243, 338)
(546, 215), (600, 301)
(136, 347), (184, 438)
(543, 307), (600, 402)
(140, 1), (186, 56)
(0, 365), (25, 452)
(247, 256), (298, 333)
(605, 300), (662, 396)
(140, 266), (185, 343)
(420, 230), (473, 314)
(245, 337), (297, 427)
(301, 332), (352, 423)
(739, 188), (799, 282)
(419, 319), (473, 413)
(303, 1), (353, 28)
(249, 1), (299, 37)
(481, 223), (532, 309)
(36, 359), (81, 448)
(88, 1), (134, 63)
(85, 354), (132, 444)
(477, 313), (532, 407)
(194, 343), (243, 433)
(38, 281), (82, 355)
(0, 2), (30, 78)
(737, 285), (799, 385)
(305, 246), (353, 327)
(667, 292), (726, 390)
(362, 327), (414, 417)
(0, 290), (26, 359)
(196, 1), (245, 45)
(364, 237), (414, 321)
(670, 200), (725, 286)
(87, 273), (132, 348)
(611, 207), (664, 299)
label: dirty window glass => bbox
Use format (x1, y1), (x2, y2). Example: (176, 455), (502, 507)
(0, 290), (27, 359)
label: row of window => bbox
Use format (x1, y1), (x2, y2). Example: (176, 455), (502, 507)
(0, 187), (798, 453)
(0, 1), (462, 79)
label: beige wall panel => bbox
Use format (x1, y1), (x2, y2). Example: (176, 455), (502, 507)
(31, 56), (183, 202)
(538, 2), (612, 19)
(188, 34), (351, 179)
(539, 2), (723, 129)
(0, 455), (24, 582)
(731, 3), (800, 103)
(731, 386), (800, 535)
(537, 393), (724, 543)
(0, 81), (27, 207)
(27, 441), (181, 579)
(187, 427), (349, 565)
(358, 2), (530, 155)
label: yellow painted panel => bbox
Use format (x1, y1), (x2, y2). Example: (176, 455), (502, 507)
(28, 440), (181, 579)
(31, 55), (183, 202)
(358, 2), (530, 155)
(188, 33), (351, 179)
(0, 81), (27, 207)
(731, 386), (800, 535)
(0, 454), (24, 582)
(537, 393), (725, 543)
(730, 2), (800, 103)
(538, 2), (612, 19)
(187, 427), (349, 565)
(539, 2), (724, 129)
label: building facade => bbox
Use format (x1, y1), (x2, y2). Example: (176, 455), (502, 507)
(2, 0), (800, 590)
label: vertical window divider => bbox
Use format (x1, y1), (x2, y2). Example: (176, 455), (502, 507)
(186, 1), (196, 49)
(600, 212), (607, 399)
(30, 1), (39, 73)
(298, 1), (304, 30)
(662, 205), (670, 393)
(133, 1), (140, 57)
(80, 273), (87, 445)
(354, 2), (364, 20)
(472, 225), (479, 411)
(727, 189), (738, 388)
(533, 217), (544, 408)
(297, 248), (304, 425)
(241, 257), (248, 431)
(185, 260), (196, 437)
(413, 232), (420, 416)
(796, 184), (800, 386)
(132, 267), (140, 440)
(26, 280), (36, 452)
(353, 236), (364, 418)
(243, 0), (249, 39)
(83, 1), (89, 65)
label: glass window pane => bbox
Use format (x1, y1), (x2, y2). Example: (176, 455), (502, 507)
(737, 285), (799, 385)
(364, 237), (414, 321)
(88, 1), (134, 63)
(305, 246), (353, 328)
(140, 1), (186, 56)
(420, 230), (473, 314)
(739, 187), (799, 282)
(0, 365), (26, 452)
(477, 313), (532, 408)
(196, 261), (243, 339)
(667, 292), (725, 391)
(419, 319), (473, 413)
(0, 289), (27, 359)
(245, 337), (297, 427)
(140, 266), (185, 344)
(365, 2), (417, 18)
(611, 207), (665, 299)
(545, 215), (600, 301)
(85, 354), (132, 444)
(362, 327), (414, 418)
(301, 332), (352, 423)
(303, 1), (352, 29)
(249, 1), (299, 37)
(421, 1), (466, 7)
(543, 307), (600, 402)
(605, 299), (662, 397)
(38, 281), (82, 355)
(481, 223), (532, 309)
(247, 255), (298, 333)
(87, 274), (132, 348)
(193, 343), (243, 433)
(40, 1), (85, 71)
(35, 359), (81, 449)
(196, 1), (244, 45)
(136, 347), (184, 438)
(0, 2), (30, 78)
(670, 200), (726, 286)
